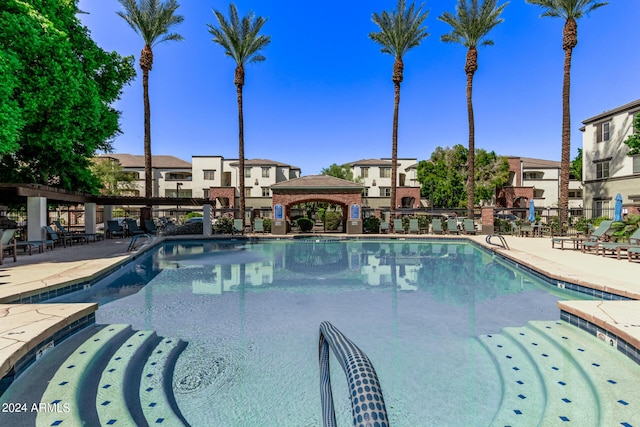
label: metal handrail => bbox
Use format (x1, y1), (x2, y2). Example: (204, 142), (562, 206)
(127, 233), (153, 252)
(485, 234), (510, 250)
(319, 321), (388, 427)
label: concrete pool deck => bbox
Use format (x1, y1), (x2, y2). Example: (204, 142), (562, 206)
(0, 233), (638, 383)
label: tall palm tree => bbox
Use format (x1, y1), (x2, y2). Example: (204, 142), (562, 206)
(526, 0), (607, 232)
(208, 4), (270, 227)
(439, 0), (507, 219)
(117, 0), (184, 200)
(370, 0), (429, 232)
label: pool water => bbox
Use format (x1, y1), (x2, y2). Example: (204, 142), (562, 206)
(50, 239), (595, 426)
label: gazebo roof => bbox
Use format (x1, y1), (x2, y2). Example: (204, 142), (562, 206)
(271, 175), (364, 190)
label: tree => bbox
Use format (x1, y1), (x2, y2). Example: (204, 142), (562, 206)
(208, 3), (271, 228)
(623, 114), (640, 156)
(117, 0), (184, 199)
(439, 0), (507, 218)
(416, 145), (509, 208)
(320, 163), (364, 183)
(370, 0), (429, 231)
(526, 0), (607, 233)
(90, 157), (138, 195)
(0, 0), (135, 192)
(570, 148), (582, 181)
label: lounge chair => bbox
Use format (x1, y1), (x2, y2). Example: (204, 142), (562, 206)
(446, 218), (459, 235)
(0, 229), (18, 264)
(379, 221), (389, 234)
(519, 222), (533, 237)
(595, 227), (640, 259)
(463, 219), (477, 235)
(254, 218), (264, 233)
(552, 220), (613, 250)
(106, 220), (125, 239)
(144, 219), (158, 235)
(233, 219), (244, 234)
(628, 247), (640, 262)
(409, 218), (420, 234)
(431, 219), (443, 235)
(125, 219), (145, 237)
(580, 220), (615, 253)
(53, 220), (92, 244)
(45, 226), (72, 248)
(391, 218), (403, 234)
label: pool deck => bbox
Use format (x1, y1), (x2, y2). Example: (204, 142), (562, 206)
(0, 233), (638, 382)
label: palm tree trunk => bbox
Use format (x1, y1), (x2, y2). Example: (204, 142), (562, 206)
(143, 67), (152, 200)
(560, 19), (576, 235)
(237, 82), (245, 227)
(390, 58), (403, 233)
(466, 70), (475, 219)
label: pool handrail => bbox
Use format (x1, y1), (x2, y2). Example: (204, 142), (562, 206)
(127, 233), (153, 252)
(319, 321), (388, 427)
(486, 234), (510, 250)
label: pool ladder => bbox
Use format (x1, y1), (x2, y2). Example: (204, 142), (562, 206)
(127, 233), (153, 251)
(486, 234), (510, 250)
(319, 321), (388, 427)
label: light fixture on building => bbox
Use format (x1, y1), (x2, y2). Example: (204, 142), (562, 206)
(255, 179), (259, 186)
(372, 180), (377, 186)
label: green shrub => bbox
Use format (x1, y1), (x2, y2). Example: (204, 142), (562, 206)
(213, 216), (233, 234)
(263, 218), (272, 232)
(186, 212), (203, 219)
(297, 217), (314, 232)
(324, 211), (342, 231)
(363, 217), (381, 233)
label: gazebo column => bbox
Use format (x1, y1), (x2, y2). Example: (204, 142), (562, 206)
(103, 205), (114, 222)
(27, 196), (47, 241)
(84, 203), (97, 234)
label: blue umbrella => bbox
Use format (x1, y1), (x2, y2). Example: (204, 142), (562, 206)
(614, 193), (623, 221)
(528, 199), (535, 222)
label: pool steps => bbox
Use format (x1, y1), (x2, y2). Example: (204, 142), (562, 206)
(479, 320), (638, 426)
(35, 324), (187, 427)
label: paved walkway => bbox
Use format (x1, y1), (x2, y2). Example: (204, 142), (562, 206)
(0, 233), (638, 386)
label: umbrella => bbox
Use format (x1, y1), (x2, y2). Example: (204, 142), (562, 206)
(614, 193), (623, 221)
(528, 199), (535, 222)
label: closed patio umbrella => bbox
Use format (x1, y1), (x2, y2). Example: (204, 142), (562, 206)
(528, 199), (535, 222)
(614, 193), (623, 221)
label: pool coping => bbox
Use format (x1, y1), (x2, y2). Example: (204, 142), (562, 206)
(0, 234), (638, 395)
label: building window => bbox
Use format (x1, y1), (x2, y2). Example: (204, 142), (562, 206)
(362, 188), (369, 197)
(634, 155), (640, 174)
(244, 188), (252, 197)
(380, 168), (391, 178)
(593, 200), (609, 218)
(203, 170), (215, 180)
(523, 172), (543, 180)
(533, 189), (544, 198)
(262, 167), (270, 178)
(203, 189), (210, 199)
(166, 172), (192, 181)
(568, 189), (582, 198)
(261, 187), (270, 197)
(361, 167), (369, 178)
(380, 187), (391, 197)
(596, 122), (610, 143)
(595, 161), (610, 179)
(245, 168), (251, 178)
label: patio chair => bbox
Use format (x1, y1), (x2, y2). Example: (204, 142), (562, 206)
(392, 218), (404, 234)
(409, 218), (420, 234)
(431, 219), (443, 235)
(45, 226), (72, 248)
(125, 219), (145, 237)
(254, 218), (264, 233)
(628, 247), (640, 262)
(552, 220), (613, 251)
(509, 221), (519, 236)
(16, 240), (45, 255)
(463, 219), (477, 235)
(0, 229), (18, 265)
(446, 218), (459, 235)
(379, 221), (389, 234)
(595, 227), (640, 259)
(53, 220), (92, 244)
(106, 220), (125, 239)
(519, 222), (533, 237)
(233, 219), (245, 234)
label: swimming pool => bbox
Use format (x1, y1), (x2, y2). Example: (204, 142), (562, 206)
(4, 239), (639, 426)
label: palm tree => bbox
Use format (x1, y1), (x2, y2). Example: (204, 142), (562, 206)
(208, 3), (270, 228)
(117, 0), (184, 200)
(370, 0), (429, 232)
(526, 0), (607, 233)
(439, 0), (507, 219)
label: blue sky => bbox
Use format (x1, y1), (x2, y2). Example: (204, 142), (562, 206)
(78, 0), (639, 175)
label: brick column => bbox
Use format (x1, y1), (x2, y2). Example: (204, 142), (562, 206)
(481, 206), (494, 235)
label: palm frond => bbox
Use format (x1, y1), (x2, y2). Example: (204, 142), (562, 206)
(438, 0), (507, 48)
(117, 0), (184, 46)
(369, 0), (429, 59)
(525, 0), (608, 20)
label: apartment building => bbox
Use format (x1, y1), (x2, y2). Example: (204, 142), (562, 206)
(581, 99), (640, 217)
(497, 157), (583, 210)
(348, 158), (421, 209)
